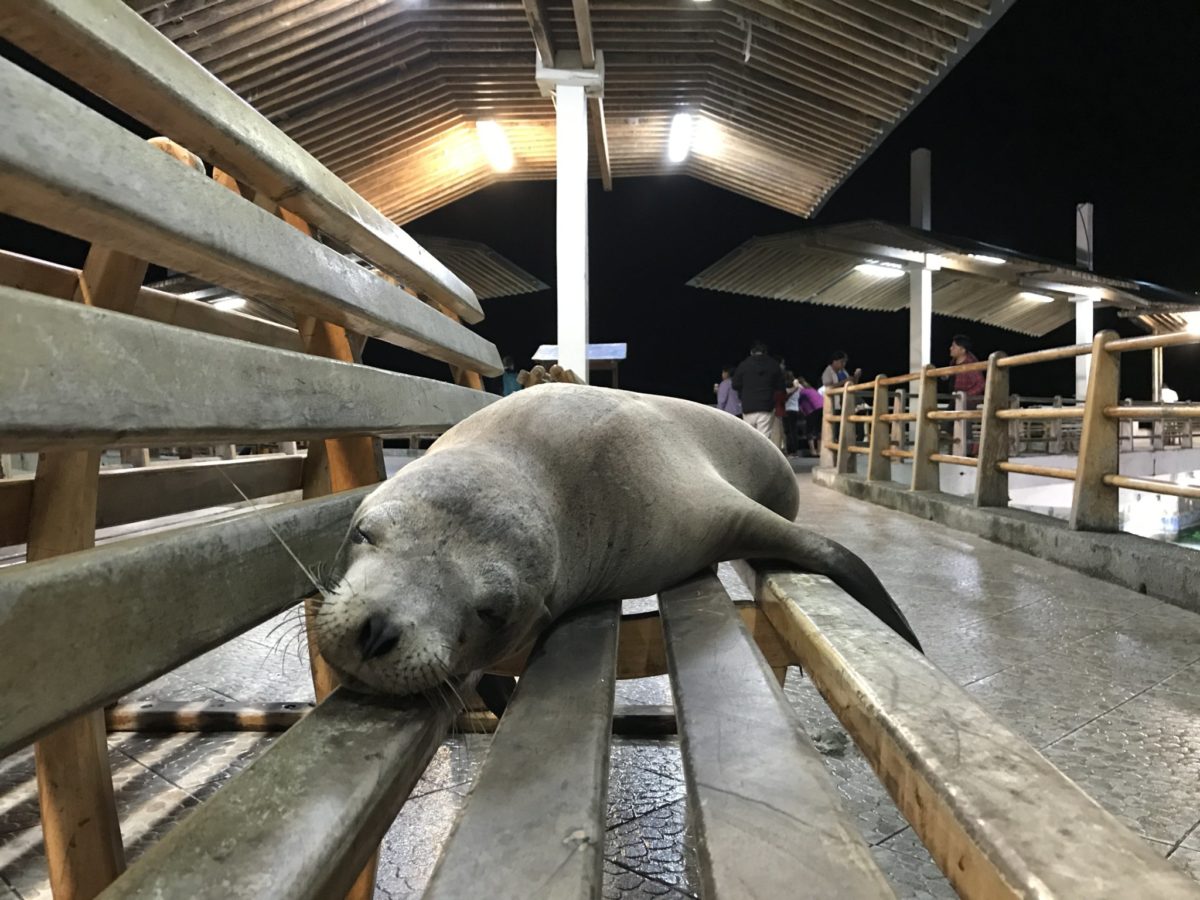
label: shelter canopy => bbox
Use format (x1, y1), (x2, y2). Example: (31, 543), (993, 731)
(689, 220), (1200, 337)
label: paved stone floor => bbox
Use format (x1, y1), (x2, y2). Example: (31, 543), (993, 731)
(5, 474), (1200, 897)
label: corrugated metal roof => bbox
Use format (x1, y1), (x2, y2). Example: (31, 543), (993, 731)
(413, 236), (548, 300)
(127, 0), (1011, 221)
(689, 220), (1200, 337)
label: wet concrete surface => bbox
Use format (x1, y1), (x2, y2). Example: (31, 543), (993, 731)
(5, 474), (1200, 897)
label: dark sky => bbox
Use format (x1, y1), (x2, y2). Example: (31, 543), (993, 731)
(378, 0), (1200, 402)
(4, 1), (1198, 401)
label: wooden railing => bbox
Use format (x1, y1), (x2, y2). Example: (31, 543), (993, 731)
(822, 330), (1200, 530)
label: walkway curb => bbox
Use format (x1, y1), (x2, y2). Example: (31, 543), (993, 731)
(811, 467), (1200, 615)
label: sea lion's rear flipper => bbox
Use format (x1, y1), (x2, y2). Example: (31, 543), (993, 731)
(729, 506), (922, 652)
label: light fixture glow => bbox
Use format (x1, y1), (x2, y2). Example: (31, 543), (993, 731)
(668, 112), (694, 163)
(969, 253), (1006, 265)
(475, 120), (514, 172)
(854, 262), (905, 278)
(212, 296), (247, 311)
(1183, 312), (1200, 335)
(1018, 291), (1054, 304)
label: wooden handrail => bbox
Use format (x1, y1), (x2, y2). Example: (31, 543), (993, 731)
(846, 446), (870, 455)
(1104, 405), (1200, 419)
(995, 407), (1087, 420)
(926, 360), (989, 377)
(1103, 474), (1200, 500)
(929, 453), (978, 467)
(995, 344), (1092, 367)
(878, 373), (922, 386)
(879, 412), (917, 422)
(847, 415), (873, 423)
(1107, 331), (1200, 353)
(997, 462), (1078, 480)
(882, 448), (915, 459)
(926, 409), (983, 421)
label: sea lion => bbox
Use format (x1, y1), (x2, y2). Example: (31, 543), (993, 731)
(314, 384), (920, 696)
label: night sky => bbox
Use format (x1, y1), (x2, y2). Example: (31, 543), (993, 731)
(4, 1), (1198, 402)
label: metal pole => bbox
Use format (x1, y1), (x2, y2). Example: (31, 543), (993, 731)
(1074, 202), (1095, 400)
(556, 83), (589, 383)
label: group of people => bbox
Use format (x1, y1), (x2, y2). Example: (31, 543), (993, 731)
(716, 342), (827, 457)
(716, 334), (987, 457)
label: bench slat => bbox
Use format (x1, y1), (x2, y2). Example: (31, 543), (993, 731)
(0, 288), (494, 451)
(0, 455), (304, 548)
(734, 561), (1200, 900)
(425, 602), (621, 900)
(659, 571), (896, 900)
(0, 488), (368, 757)
(0, 57), (500, 374)
(0, 0), (484, 325)
(99, 689), (453, 900)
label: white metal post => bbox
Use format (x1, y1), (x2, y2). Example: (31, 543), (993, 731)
(1074, 202), (1095, 400)
(555, 83), (589, 383)
(909, 149), (932, 374)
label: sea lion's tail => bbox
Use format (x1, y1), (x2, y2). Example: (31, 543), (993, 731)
(734, 514), (922, 652)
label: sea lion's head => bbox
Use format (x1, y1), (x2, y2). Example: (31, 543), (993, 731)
(314, 451), (559, 696)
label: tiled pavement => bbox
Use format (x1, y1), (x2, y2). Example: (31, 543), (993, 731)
(5, 475), (1200, 897)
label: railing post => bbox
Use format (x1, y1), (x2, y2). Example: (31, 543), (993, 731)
(867, 378), (890, 482)
(1119, 399), (1133, 452)
(836, 387), (855, 475)
(890, 388), (907, 451)
(819, 393), (836, 468)
(974, 352), (1010, 507)
(910, 366), (939, 491)
(1008, 393), (1021, 454)
(1070, 331), (1121, 531)
(952, 391), (967, 456)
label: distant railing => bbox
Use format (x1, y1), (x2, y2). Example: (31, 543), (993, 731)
(821, 330), (1200, 531)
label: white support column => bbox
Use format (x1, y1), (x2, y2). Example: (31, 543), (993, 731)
(1151, 343), (1164, 402)
(909, 149), (932, 374)
(555, 82), (589, 382)
(1074, 202), (1095, 400)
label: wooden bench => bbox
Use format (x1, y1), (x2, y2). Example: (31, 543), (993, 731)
(3, 4), (1200, 899)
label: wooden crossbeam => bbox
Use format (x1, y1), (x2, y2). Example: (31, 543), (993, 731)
(99, 690), (453, 900)
(660, 572), (894, 899)
(0, 456), (305, 549)
(425, 603), (620, 899)
(0, 0), (484, 324)
(0, 287), (494, 451)
(0, 488), (368, 758)
(734, 560), (1200, 900)
(0, 57), (501, 374)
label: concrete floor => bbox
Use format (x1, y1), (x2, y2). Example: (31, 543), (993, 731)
(5, 474), (1200, 897)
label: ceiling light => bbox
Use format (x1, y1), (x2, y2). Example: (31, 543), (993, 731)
(1018, 291), (1054, 304)
(854, 262), (905, 278)
(475, 120), (514, 172)
(1183, 312), (1200, 335)
(969, 254), (1006, 265)
(212, 296), (247, 311)
(668, 112), (694, 163)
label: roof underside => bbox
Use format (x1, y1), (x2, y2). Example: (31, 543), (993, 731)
(689, 221), (1200, 337)
(128, 0), (1007, 223)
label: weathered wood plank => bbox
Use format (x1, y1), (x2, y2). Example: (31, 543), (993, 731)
(0, 488), (368, 758)
(0, 287), (494, 451)
(99, 689), (452, 900)
(105, 701), (311, 733)
(0, 58), (500, 373)
(0, 249), (303, 351)
(659, 571), (895, 900)
(425, 603), (620, 900)
(734, 560), (1200, 900)
(0, 0), (484, 324)
(0, 456), (305, 548)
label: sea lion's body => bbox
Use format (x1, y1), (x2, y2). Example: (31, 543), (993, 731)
(316, 384), (919, 696)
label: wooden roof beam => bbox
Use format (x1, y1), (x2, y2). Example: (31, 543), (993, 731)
(589, 95), (613, 191)
(521, 0), (556, 66)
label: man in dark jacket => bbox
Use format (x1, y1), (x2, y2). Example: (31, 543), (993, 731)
(731, 341), (785, 441)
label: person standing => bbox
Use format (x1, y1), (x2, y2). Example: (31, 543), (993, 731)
(783, 370), (802, 455)
(796, 377), (824, 456)
(821, 351), (860, 442)
(500, 356), (522, 396)
(715, 364), (742, 415)
(732, 341), (785, 443)
(948, 335), (985, 400)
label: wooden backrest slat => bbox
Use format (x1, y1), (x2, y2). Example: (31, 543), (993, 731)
(0, 456), (305, 548)
(0, 488), (368, 758)
(734, 561), (1200, 900)
(424, 603), (621, 900)
(0, 0), (484, 324)
(659, 571), (896, 899)
(0, 58), (501, 374)
(0, 288), (494, 450)
(0, 249), (303, 351)
(98, 689), (452, 900)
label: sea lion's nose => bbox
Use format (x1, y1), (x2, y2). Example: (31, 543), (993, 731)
(357, 613), (400, 661)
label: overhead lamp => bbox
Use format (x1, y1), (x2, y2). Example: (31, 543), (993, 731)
(854, 261), (905, 278)
(969, 253), (1006, 265)
(1183, 312), (1200, 335)
(475, 120), (514, 172)
(1073, 286), (1104, 301)
(1018, 291), (1054, 304)
(212, 296), (247, 311)
(668, 112), (694, 163)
